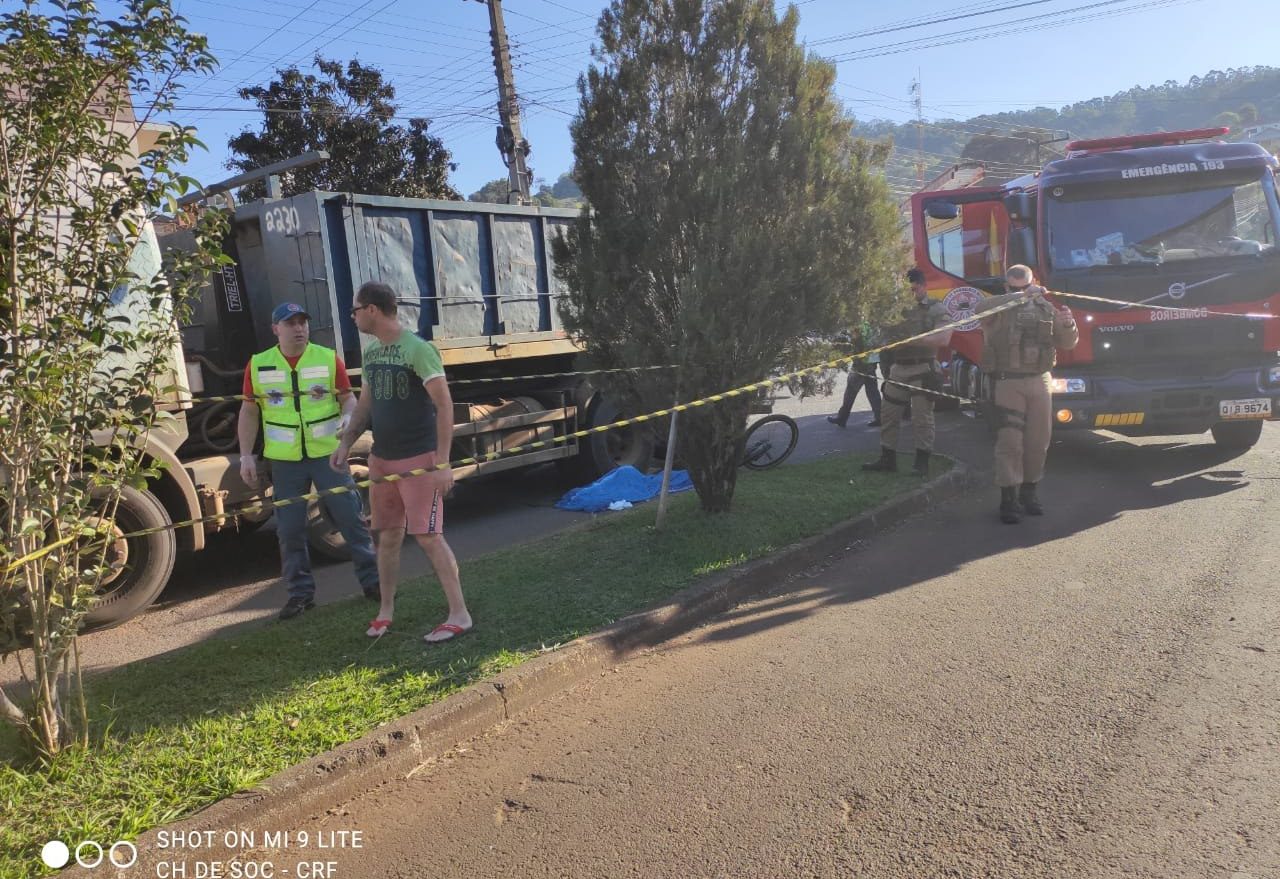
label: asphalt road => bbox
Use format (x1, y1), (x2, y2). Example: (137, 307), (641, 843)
(273, 424), (1279, 878)
(17, 387), (895, 678)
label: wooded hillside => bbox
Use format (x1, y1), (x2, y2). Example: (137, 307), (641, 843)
(858, 65), (1280, 195)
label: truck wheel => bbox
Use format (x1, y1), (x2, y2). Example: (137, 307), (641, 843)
(561, 394), (656, 483)
(967, 362), (979, 399)
(82, 485), (177, 630)
(1210, 420), (1263, 449)
(307, 461), (370, 561)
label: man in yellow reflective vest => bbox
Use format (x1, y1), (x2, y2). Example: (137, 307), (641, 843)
(236, 302), (379, 619)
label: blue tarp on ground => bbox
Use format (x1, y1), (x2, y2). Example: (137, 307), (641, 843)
(555, 465), (695, 513)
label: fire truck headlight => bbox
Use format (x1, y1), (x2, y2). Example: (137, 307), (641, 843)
(1266, 365), (1280, 385)
(1050, 377), (1088, 394)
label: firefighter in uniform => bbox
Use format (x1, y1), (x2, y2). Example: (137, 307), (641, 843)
(974, 264), (1080, 524)
(863, 268), (953, 475)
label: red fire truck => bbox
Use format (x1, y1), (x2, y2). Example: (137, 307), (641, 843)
(910, 127), (1280, 448)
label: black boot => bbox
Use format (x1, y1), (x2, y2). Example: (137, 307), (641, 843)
(862, 447), (897, 472)
(999, 486), (1022, 524)
(912, 449), (930, 476)
(1019, 482), (1043, 516)
(827, 415), (847, 428)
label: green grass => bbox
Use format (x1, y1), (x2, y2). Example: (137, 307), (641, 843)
(0, 452), (948, 878)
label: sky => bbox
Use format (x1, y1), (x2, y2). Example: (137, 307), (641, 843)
(147, 0), (1279, 197)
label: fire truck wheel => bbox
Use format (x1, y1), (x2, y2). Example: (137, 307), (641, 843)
(82, 486), (177, 630)
(306, 461), (371, 561)
(1210, 420), (1263, 449)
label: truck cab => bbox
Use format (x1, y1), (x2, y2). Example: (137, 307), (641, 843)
(912, 127), (1280, 448)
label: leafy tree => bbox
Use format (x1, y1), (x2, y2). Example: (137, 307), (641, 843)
(0, 0), (225, 755)
(549, 171), (583, 201)
(854, 66), (1280, 194)
(1212, 110), (1242, 130)
(533, 172), (585, 208)
(532, 188), (561, 207)
(469, 177), (514, 204)
(960, 128), (1062, 180)
(556, 0), (900, 513)
(471, 172), (582, 207)
(228, 57), (459, 200)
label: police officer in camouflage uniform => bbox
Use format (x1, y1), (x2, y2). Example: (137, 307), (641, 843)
(863, 268), (953, 475)
(974, 265), (1080, 524)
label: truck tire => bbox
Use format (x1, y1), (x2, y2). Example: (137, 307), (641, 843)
(307, 461), (370, 561)
(561, 394), (656, 483)
(1210, 420), (1263, 449)
(82, 485), (177, 630)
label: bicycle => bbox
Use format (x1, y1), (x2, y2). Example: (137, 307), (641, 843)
(740, 412), (799, 470)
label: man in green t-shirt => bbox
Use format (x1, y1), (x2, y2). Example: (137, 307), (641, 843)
(331, 281), (472, 644)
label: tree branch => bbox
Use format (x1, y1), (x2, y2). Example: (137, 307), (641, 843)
(0, 685), (28, 730)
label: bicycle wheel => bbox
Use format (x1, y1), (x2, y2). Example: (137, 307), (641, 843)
(741, 413), (799, 470)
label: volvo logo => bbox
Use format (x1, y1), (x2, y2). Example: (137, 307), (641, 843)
(1097, 325), (1135, 333)
(1125, 272), (1234, 310)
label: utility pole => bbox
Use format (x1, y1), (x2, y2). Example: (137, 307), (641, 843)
(474, 0), (532, 204)
(910, 74), (924, 188)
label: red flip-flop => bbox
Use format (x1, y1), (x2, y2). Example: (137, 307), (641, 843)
(424, 622), (471, 644)
(366, 618), (392, 638)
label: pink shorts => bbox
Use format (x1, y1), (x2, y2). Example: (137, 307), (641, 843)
(368, 452), (444, 535)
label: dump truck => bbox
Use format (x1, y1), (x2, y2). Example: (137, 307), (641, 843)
(93, 171), (651, 629)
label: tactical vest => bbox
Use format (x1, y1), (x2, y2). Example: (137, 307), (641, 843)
(249, 344), (342, 461)
(896, 300), (945, 358)
(985, 299), (1059, 374)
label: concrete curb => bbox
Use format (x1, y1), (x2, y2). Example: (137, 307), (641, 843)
(74, 461), (979, 876)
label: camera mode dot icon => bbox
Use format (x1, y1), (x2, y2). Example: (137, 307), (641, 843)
(41, 840), (70, 869)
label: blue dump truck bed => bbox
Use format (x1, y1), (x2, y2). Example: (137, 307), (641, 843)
(227, 191), (582, 369)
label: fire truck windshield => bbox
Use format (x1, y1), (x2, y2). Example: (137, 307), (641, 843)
(1045, 171), (1279, 272)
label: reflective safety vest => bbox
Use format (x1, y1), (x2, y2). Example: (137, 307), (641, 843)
(249, 344), (342, 461)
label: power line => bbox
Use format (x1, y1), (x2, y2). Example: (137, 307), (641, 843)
(204, 2), (490, 54)
(828, 0), (1140, 60)
(194, 0), (328, 91)
(528, 0), (598, 21)
(830, 0), (1202, 62)
(838, 81), (1070, 136)
(810, 0), (1058, 46)
(181, 0), (391, 128)
(889, 147), (1039, 172)
(500, 5), (596, 39)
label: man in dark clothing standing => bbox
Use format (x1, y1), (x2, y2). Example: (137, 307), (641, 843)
(828, 322), (882, 428)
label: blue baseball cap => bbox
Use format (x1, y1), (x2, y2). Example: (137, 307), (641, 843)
(271, 302), (310, 323)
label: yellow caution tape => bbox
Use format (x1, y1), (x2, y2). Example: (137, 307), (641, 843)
(185, 365), (679, 405)
(1, 532), (93, 575)
(867, 371), (978, 406)
(3, 298), (1027, 572)
(183, 290), (1274, 406)
(449, 364), (676, 387)
(7, 285), (1270, 571)
(1048, 289), (1275, 319)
